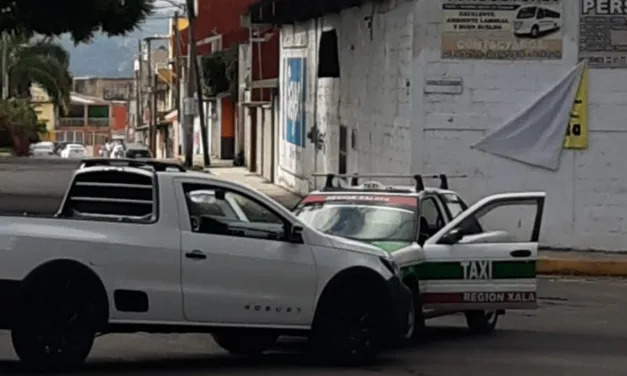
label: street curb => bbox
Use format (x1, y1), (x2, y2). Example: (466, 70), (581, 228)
(537, 257), (627, 277)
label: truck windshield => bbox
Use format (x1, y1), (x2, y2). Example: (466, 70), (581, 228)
(293, 194), (417, 242)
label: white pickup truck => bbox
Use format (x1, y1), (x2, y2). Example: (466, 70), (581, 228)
(0, 159), (413, 371)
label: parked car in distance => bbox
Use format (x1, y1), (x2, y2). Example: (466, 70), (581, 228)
(30, 141), (55, 157)
(124, 143), (152, 159)
(60, 143), (87, 158)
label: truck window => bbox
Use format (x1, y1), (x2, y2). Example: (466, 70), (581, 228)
(184, 185), (283, 225)
(182, 183), (285, 240)
(59, 169), (156, 222)
(186, 189), (240, 220)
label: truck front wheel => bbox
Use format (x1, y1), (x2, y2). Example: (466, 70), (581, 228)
(310, 283), (384, 365)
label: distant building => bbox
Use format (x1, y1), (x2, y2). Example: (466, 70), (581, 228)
(73, 77), (134, 101)
(29, 85), (57, 141)
(55, 92), (128, 156)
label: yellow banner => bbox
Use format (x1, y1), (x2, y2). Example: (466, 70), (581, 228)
(564, 64), (588, 149)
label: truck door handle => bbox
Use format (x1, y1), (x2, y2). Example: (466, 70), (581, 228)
(185, 250), (207, 260)
(510, 249), (531, 258)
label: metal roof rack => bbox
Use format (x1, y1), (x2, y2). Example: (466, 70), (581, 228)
(80, 158), (186, 172)
(312, 173), (466, 192)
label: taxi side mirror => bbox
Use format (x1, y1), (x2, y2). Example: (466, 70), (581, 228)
(439, 228), (463, 245)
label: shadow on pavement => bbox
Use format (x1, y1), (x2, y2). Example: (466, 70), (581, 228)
(0, 352), (401, 375)
(0, 327), (495, 375)
(1, 325), (626, 374)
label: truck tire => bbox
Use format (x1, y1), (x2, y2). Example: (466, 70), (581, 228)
(465, 310), (499, 335)
(310, 283), (384, 365)
(11, 271), (102, 371)
(213, 331), (278, 356)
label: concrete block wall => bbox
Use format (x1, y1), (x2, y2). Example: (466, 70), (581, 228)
(414, 1), (627, 250)
(278, 0), (627, 251)
(277, 0), (414, 194)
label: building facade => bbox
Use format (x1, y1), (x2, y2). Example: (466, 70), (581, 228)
(55, 93), (123, 156)
(176, 0), (279, 164)
(29, 85), (57, 141)
(73, 77), (134, 101)
(250, 0), (627, 251)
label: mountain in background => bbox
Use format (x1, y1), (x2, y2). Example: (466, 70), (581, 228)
(61, 16), (170, 78)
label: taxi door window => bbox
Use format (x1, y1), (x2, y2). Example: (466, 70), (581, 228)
(420, 197), (445, 236)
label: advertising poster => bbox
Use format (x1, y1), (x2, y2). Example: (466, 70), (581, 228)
(279, 57), (307, 179)
(579, 0), (627, 68)
(284, 57), (306, 147)
(441, 0), (563, 60)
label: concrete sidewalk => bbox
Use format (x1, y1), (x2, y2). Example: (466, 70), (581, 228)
(209, 166), (627, 277)
(209, 166), (302, 209)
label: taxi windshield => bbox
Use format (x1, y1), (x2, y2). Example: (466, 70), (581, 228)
(294, 194), (417, 242)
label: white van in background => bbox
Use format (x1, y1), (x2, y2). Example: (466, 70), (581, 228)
(513, 6), (561, 39)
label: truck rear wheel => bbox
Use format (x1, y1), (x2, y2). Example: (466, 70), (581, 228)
(12, 272), (101, 371)
(213, 331), (278, 356)
(311, 284), (384, 365)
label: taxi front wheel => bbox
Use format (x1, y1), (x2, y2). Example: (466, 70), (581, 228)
(465, 310), (499, 335)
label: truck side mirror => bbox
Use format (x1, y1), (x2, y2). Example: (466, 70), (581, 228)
(285, 225), (304, 243)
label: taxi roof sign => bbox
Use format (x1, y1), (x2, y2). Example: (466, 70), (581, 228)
(311, 173), (467, 192)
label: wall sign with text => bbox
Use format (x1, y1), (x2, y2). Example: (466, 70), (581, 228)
(441, 0), (563, 60)
(579, 0), (627, 68)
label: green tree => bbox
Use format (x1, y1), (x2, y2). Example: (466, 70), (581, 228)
(0, 0), (155, 43)
(0, 98), (47, 151)
(201, 45), (239, 98)
(3, 33), (72, 111)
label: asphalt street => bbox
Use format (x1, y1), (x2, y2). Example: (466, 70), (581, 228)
(0, 277), (622, 375)
(1, 159), (626, 375)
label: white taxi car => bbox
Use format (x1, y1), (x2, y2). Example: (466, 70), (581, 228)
(293, 173), (545, 340)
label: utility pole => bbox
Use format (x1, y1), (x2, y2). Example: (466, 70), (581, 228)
(183, 0), (197, 168)
(152, 46), (158, 154)
(194, 40), (210, 166)
(145, 38), (154, 153)
(136, 39), (143, 142)
(173, 12), (182, 159)
(173, 12), (181, 122)
(2, 32), (8, 99)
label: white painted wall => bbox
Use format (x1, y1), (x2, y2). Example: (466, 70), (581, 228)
(277, 0), (627, 251)
(192, 101), (212, 165)
(278, 2), (414, 195)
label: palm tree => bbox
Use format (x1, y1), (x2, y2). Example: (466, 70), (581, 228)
(1, 33), (72, 112)
(0, 98), (48, 155)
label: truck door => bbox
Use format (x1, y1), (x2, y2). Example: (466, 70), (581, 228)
(174, 179), (317, 327)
